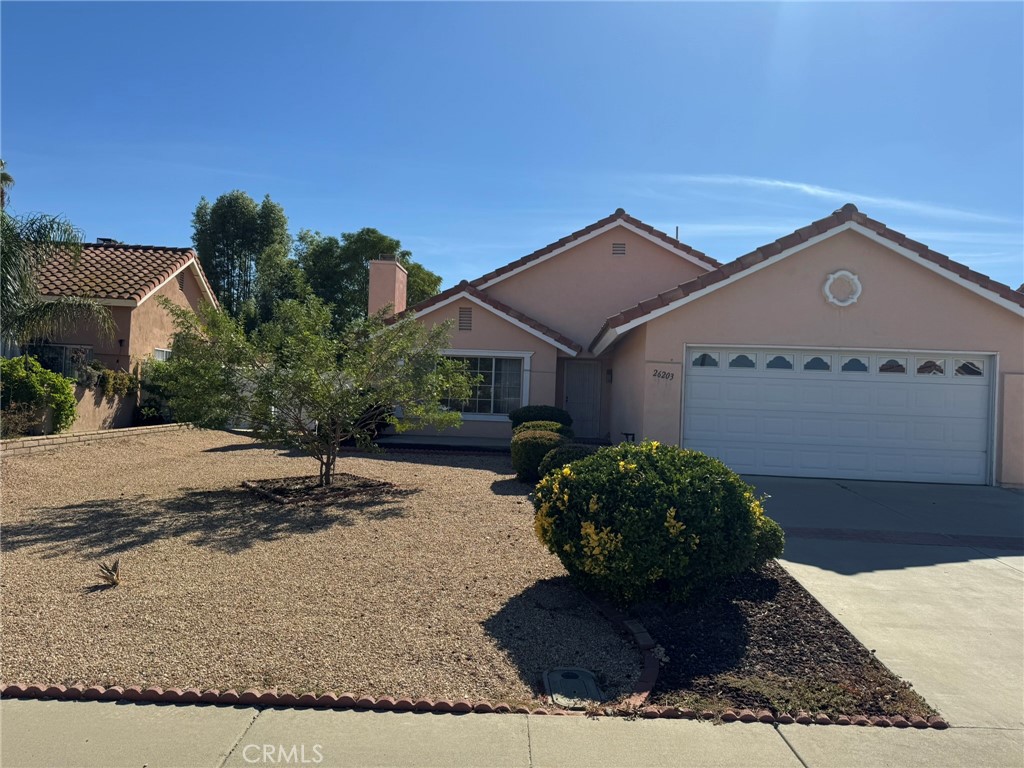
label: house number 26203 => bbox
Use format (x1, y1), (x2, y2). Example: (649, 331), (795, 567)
(652, 369), (675, 381)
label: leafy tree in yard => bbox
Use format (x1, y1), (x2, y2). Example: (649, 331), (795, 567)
(296, 228), (442, 326)
(158, 297), (474, 486)
(191, 191), (302, 320)
(1, 161), (115, 349)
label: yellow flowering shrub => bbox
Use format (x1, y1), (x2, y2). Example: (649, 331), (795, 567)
(532, 441), (784, 605)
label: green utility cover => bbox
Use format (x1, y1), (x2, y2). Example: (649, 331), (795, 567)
(543, 667), (603, 710)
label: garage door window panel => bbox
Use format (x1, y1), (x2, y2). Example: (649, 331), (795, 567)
(728, 353), (757, 369)
(766, 354), (794, 370)
(841, 356), (869, 373)
(692, 352), (720, 368)
(916, 358), (946, 376)
(955, 359), (984, 377)
(803, 355), (832, 372)
(879, 358), (907, 374)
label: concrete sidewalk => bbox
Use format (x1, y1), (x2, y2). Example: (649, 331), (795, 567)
(2, 699), (1021, 768)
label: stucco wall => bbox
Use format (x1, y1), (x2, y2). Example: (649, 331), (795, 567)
(485, 226), (709, 348)
(627, 229), (1024, 484)
(609, 325), (646, 440)
(129, 267), (207, 365)
(410, 297), (561, 439)
(72, 386), (135, 432)
(45, 306), (133, 371)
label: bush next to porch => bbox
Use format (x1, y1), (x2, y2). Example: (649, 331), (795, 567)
(511, 429), (566, 482)
(508, 405), (572, 429)
(533, 441), (785, 605)
(512, 420), (575, 439)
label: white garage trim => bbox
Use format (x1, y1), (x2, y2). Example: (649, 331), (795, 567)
(680, 344), (997, 485)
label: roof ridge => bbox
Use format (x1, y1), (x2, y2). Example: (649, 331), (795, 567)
(589, 204), (1024, 352)
(468, 209), (719, 289)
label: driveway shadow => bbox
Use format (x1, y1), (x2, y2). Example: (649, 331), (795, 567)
(482, 577), (644, 702)
(3, 484), (418, 558)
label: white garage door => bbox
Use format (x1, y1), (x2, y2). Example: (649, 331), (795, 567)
(682, 348), (993, 484)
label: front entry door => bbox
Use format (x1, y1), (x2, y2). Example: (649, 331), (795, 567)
(564, 360), (601, 439)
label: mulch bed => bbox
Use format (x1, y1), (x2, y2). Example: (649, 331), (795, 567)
(636, 560), (935, 719)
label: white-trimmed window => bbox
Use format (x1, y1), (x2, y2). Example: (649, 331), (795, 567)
(443, 355), (524, 415)
(26, 343), (92, 376)
(154, 348), (172, 362)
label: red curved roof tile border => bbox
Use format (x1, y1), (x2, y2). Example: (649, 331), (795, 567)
(591, 204), (1024, 351)
(0, 683), (947, 728)
(469, 208), (720, 289)
(36, 242), (216, 306)
(391, 281), (584, 355)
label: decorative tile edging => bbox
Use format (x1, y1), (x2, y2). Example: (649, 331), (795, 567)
(0, 683), (949, 728)
(0, 423), (193, 457)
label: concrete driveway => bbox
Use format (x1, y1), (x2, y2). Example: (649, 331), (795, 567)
(745, 476), (1024, 736)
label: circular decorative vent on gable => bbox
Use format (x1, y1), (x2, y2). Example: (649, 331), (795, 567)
(823, 270), (862, 307)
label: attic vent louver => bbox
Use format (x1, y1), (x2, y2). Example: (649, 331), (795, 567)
(612, 242), (626, 256)
(458, 307), (472, 331)
(176, 273), (185, 291)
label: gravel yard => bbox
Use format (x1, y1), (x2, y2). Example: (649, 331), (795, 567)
(0, 429), (640, 704)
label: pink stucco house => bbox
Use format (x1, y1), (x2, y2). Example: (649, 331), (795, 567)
(372, 205), (1024, 487)
(29, 240), (217, 430)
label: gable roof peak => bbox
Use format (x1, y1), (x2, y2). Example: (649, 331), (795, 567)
(589, 205), (1024, 354)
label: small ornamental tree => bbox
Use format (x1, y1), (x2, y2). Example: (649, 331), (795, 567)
(159, 297), (473, 485)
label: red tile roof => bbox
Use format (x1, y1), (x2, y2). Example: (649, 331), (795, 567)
(393, 281), (584, 355)
(590, 204), (1024, 352)
(469, 208), (720, 288)
(36, 242), (211, 304)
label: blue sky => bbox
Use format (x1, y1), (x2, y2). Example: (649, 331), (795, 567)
(3, 2), (1022, 288)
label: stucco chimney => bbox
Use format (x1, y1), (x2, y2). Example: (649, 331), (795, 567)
(368, 255), (408, 317)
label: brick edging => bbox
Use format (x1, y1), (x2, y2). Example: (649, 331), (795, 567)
(0, 683), (949, 728)
(584, 595), (660, 709)
(0, 423), (192, 457)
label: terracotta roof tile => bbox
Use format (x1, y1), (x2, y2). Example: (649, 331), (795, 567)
(36, 242), (206, 304)
(468, 209), (719, 288)
(590, 204), (1024, 352)
(390, 281), (583, 355)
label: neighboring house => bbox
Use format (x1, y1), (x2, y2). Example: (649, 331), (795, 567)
(373, 205), (1024, 488)
(28, 239), (217, 430)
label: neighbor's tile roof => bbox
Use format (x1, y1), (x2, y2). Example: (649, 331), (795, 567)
(36, 242), (201, 303)
(393, 281), (584, 354)
(469, 208), (720, 288)
(590, 204), (1024, 351)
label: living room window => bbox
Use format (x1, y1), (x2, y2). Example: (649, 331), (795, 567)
(443, 355), (523, 415)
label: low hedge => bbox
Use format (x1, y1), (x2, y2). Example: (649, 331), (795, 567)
(538, 442), (602, 478)
(511, 429), (566, 482)
(509, 405), (572, 429)
(512, 420), (574, 439)
(533, 441), (785, 605)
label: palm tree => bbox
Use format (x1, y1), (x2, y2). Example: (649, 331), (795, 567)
(1, 190), (116, 351)
(0, 159), (14, 210)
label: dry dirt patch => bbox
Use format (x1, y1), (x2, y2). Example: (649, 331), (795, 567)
(0, 429), (640, 703)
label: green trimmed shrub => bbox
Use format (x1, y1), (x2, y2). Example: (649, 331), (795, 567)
(513, 420), (575, 439)
(538, 442), (601, 478)
(511, 429), (566, 482)
(533, 441), (784, 605)
(0, 355), (77, 434)
(509, 405), (572, 429)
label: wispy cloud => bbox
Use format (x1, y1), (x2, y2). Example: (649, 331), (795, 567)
(647, 174), (1014, 224)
